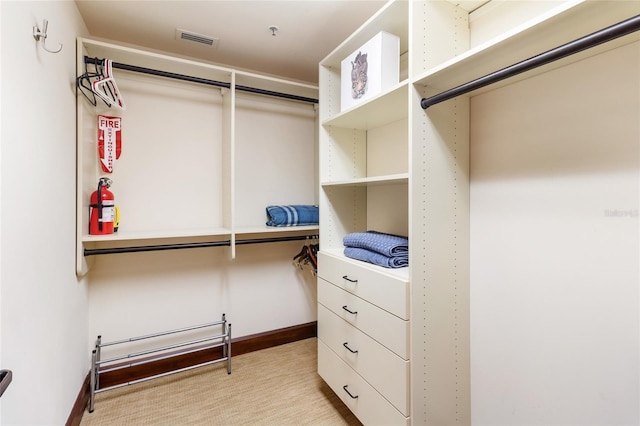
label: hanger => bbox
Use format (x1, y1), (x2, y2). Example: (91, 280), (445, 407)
(77, 58), (104, 107)
(77, 58), (126, 110)
(293, 236), (319, 275)
(91, 59), (126, 110)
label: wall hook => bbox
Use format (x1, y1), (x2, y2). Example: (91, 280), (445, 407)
(33, 19), (63, 53)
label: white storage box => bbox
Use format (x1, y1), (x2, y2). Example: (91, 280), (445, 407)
(341, 31), (400, 112)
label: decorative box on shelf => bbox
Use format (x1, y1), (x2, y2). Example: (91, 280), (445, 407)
(340, 31), (400, 112)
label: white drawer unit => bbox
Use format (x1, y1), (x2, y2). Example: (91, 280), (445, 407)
(317, 249), (411, 423)
(318, 340), (409, 426)
(317, 251), (409, 320)
(318, 278), (409, 359)
(317, 304), (410, 415)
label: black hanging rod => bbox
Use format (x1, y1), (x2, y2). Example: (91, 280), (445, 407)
(84, 234), (318, 256)
(84, 57), (318, 104)
(420, 14), (640, 109)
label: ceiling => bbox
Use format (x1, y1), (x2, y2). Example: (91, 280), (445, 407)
(75, 0), (389, 84)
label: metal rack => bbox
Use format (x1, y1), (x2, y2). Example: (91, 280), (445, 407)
(89, 314), (231, 412)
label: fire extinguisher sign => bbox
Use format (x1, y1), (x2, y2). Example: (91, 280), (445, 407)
(98, 115), (122, 173)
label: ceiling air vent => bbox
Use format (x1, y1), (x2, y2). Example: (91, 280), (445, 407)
(175, 29), (219, 47)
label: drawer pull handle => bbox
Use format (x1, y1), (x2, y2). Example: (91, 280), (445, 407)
(342, 275), (358, 283)
(343, 385), (359, 399)
(343, 342), (358, 354)
(342, 305), (357, 315)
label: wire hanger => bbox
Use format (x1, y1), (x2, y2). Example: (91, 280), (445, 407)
(77, 58), (103, 107)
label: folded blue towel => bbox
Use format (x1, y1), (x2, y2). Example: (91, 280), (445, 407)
(266, 205), (319, 227)
(344, 247), (408, 269)
(343, 231), (408, 257)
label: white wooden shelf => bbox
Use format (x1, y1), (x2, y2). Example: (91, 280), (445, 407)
(322, 82), (408, 130)
(414, 0), (640, 96)
(319, 0), (409, 71)
(83, 226), (318, 243)
(80, 38), (233, 86)
(321, 173), (408, 188)
(82, 227), (232, 243)
(234, 225), (319, 236)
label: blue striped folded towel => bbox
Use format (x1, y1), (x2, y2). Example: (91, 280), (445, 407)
(266, 205), (319, 227)
(344, 247), (408, 269)
(343, 231), (408, 257)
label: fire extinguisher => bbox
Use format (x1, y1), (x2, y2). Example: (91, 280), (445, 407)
(89, 177), (116, 235)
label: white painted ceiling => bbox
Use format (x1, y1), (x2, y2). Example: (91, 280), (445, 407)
(74, 0), (389, 84)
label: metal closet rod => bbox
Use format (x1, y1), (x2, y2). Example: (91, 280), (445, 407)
(83, 234), (319, 256)
(84, 56), (318, 104)
(420, 14), (640, 109)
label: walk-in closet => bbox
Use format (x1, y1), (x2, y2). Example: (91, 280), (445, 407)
(0, 1), (638, 425)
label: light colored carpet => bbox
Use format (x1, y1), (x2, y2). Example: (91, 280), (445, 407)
(80, 338), (362, 425)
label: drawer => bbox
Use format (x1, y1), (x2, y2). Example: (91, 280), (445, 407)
(318, 304), (410, 415)
(317, 251), (409, 319)
(318, 340), (409, 426)
(318, 278), (409, 359)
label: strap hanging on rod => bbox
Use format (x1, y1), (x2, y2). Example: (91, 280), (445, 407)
(83, 57), (318, 104)
(83, 234), (319, 256)
(420, 14), (640, 109)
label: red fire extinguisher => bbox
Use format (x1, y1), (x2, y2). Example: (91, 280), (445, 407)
(89, 177), (115, 235)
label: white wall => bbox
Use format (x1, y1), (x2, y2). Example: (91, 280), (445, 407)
(88, 241), (318, 351)
(470, 41), (639, 425)
(0, 1), (89, 425)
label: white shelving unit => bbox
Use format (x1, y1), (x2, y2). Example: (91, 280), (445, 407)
(317, 0), (640, 424)
(317, 1), (411, 424)
(76, 38), (318, 276)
